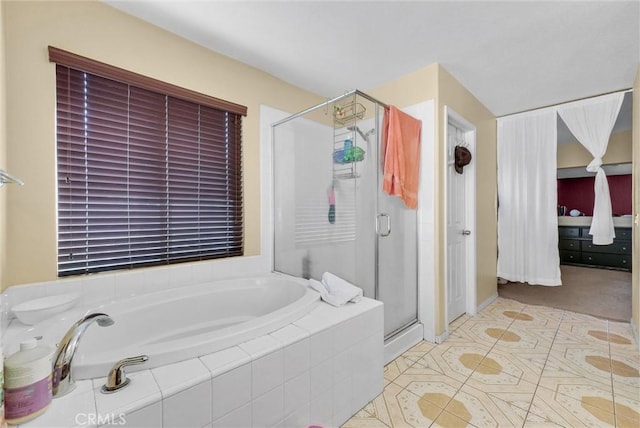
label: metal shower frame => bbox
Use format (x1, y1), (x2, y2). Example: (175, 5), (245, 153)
(271, 89), (419, 341)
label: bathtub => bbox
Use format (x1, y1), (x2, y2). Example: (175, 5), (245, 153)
(14, 274), (319, 380)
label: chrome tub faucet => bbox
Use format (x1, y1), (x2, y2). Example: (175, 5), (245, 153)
(52, 313), (114, 397)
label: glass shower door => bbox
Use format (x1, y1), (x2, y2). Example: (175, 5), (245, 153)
(374, 110), (419, 339)
(272, 101), (376, 299)
(272, 92), (418, 340)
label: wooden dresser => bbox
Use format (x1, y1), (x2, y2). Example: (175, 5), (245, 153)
(558, 226), (632, 271)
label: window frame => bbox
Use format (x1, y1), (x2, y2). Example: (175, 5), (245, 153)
(51, 47), (247, 276)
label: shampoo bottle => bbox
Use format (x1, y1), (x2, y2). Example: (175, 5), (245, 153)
(4, 339), (53, 425)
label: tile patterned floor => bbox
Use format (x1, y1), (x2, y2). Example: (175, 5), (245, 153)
(342, 297), (640, 428)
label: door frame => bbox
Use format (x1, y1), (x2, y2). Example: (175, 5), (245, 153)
(443, 106), (477, 326)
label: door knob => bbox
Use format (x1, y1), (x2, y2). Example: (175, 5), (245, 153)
(461, 230), (471, 236)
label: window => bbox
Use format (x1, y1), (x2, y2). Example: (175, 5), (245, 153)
(50, 47), (246, 276)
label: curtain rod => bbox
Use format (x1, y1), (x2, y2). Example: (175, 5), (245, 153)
(497, 88), (632, 118)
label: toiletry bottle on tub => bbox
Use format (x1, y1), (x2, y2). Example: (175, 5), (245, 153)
(4, 339), (53, 425)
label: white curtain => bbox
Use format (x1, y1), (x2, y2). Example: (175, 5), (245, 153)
(497, 110), (561, 286)
(557, 93), (624, 245)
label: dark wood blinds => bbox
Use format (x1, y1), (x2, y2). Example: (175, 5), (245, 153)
(54, 56), (244, 276)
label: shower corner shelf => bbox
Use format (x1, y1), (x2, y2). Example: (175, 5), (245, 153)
(333, 101), (366, 126)
(333, 171), (360, 180)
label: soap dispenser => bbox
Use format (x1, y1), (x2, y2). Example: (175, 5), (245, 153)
(4, 339), (53, 425)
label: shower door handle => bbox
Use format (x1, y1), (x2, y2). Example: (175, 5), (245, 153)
(377, 213), (391, 237)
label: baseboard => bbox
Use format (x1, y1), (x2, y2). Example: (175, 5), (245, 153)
(477, 292), (498, 313)
(631, 319), (640, 351)
(435, 330), (450, 344)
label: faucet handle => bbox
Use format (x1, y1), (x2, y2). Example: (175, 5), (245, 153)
(101, 355), (149, 394)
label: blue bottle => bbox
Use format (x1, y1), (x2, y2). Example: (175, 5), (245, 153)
(343, 139), (353, 162)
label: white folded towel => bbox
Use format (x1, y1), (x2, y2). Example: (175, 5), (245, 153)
(309, 272), (363, 307)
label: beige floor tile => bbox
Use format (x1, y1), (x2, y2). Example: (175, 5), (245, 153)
(384, 360), (404, 385)
(408, 343), (492, 383)
(612, 369), (640, 405)
(610, 355), (640, 403)
(408, 340), (438, 354)
(341, 415), (389, 427)
(369, 392), (394, 428)
(510, 323), (560, 343)
(615, 394), (640, 428)
(553, 326), (610, 352)
(431, 409), (477, 428)
(481, 346), (547, 383)
(341, 395), (391, 428)
(560, 310), (608, 325)
(486, 297), (527, 311)
(515, 306), (564, 329)
(464, 363), (538, 404)
(543, 346), (613, 391)
(380, 381), (443, 427)
(384, 353), (425, 384)
(537, 382), (615, 414)
(465, 380), (536, 416)
(448, 320), (514, 348)
(446, 384), (528, 428)
(473, 306), (521, 323)
(538, 367), (613, 396)
(617, 413), (640, 428)
(365, 382), (415, 428)
(528, 385), (616, 427)
(400, 378), (461, 410)
(607, 320), (638, 349)
(609, 340), (640, 359)
(522, 412), (566, 427)
(346, 301), (639, 428)
(449, 314), (472, 331)
(489, 325), (553, 354)
(608, 350), (640, 378)
(612, 393), (640, 425)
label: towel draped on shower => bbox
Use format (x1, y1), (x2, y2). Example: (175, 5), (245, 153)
(381, 106), (422, 209)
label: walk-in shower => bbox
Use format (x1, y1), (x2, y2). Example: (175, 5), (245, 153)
(272, 90), (419, 340)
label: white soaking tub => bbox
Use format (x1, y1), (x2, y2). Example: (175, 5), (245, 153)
(14, 274), (319, 380)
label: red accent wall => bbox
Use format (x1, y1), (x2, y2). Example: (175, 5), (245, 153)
(557, 174), (632, 216)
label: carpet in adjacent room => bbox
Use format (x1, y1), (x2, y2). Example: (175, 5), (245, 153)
(497, 265), (632, 322)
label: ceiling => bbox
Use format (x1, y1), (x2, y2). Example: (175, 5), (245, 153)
(104, 0), (639, 117)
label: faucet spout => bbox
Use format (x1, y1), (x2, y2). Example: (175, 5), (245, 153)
(52, 312), (114, 397)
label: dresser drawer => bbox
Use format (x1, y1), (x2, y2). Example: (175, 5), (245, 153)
(559, 239), (580, 251)
(615, 228), (632, 240)
(581, 253), (631, 270)
(559, 250), (581, 264)
(582, 240), (631, 255)
(580, 227), (592, 238)
(559, 227), (580, 238)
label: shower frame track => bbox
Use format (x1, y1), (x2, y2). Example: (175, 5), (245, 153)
(271, 89), (388, 127)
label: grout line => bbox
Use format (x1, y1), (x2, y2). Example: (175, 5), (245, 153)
(606, 319), (618, 427)
(519, 304), (566, 425)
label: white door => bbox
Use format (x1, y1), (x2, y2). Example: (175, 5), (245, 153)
(446, 123), (467, 323)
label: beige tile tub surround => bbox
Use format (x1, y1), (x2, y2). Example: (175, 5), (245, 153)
(344, 297), (640, 428)
(9, 296), (383, 428)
